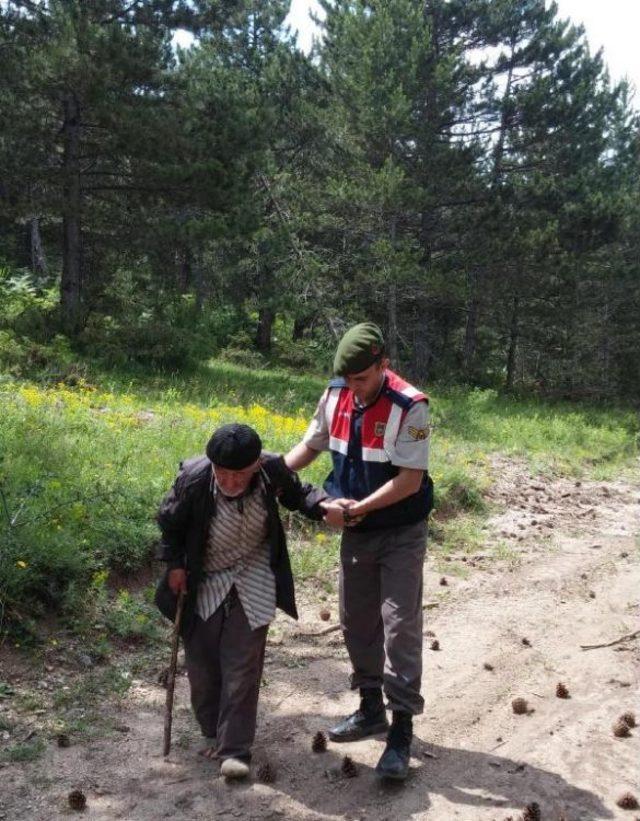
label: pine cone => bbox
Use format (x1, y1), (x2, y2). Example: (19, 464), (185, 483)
(521, 637), (531, 647)
(57, 733), (70, 748)
(522, 801), (541, 821)
(483, 662), (494, 671)
(439, 577), (448, 586)
(613, 719), (631, 738)
(319, 608), (331, 621)
(512, 697), (529, 715)
(341, 755), (358, 778)
(68, 790), (87, 811)
(312, 731), (327, 753)
(257, 762), (276, 784)
(555, 682), (570, 699)
(620, 711), (636, 728)
(616, 792), (639, 810)
(430, 639), (440, 651)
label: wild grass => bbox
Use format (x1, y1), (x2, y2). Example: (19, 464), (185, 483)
(0, 358), (636, 637)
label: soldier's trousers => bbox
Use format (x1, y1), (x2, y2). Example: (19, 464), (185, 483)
(339, 519), (427, 715)
(183, 587), (268, 761)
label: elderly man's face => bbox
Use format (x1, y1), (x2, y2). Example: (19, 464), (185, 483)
(213, 460), (260, 498)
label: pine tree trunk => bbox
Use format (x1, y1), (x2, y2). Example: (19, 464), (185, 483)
(61, 93), (83, 336)
(176, 247), (191, 293)
(387, 214), (399, 363)
(388, 279), (399, 364)
(28, 217), (48, 276)
(192, 252), (208, 311)
(256, 306), (274, 353)
(463, 270), (479, 376)
(505, 295), (519, 391)
(292, 314), (309, 340)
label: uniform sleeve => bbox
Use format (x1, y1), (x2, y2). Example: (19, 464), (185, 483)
(389, 401), (430, 470)
(302, 390), (331, 452)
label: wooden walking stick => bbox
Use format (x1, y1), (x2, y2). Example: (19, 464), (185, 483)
(163, 590), (186, 757)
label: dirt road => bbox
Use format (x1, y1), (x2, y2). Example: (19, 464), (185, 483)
(1, 459), (638, 820)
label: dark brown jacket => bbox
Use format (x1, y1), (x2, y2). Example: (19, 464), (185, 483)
(155, 452), (327, 637)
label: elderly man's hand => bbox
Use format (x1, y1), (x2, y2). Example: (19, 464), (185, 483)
(320, 498), (364, 528)
(168, 568), (187, 595)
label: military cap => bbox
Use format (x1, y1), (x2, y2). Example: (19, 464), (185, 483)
(206, 423), (262, 469)
(334, 322), (385, 376)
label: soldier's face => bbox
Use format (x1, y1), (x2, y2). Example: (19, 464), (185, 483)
(213, 461), (260, 497)
(345, 359), (388, 405)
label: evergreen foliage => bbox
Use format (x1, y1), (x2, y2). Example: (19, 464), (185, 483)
(0, 0), (638, 397)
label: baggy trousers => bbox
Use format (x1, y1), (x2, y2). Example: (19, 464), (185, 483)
(184, 586), (268, 761)
(339, 519), (427, 715)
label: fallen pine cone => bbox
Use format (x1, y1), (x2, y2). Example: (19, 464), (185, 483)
(319, 608), (331, 622)
(512, 697), (529, 715)
(483, 662), (494, 671)
(613, 719), (631, 738)
(312, 730), (327, 753)
(620, 711), (636, 728)
(439, 577), (448, 586)
(68, 790), (86, 811)
(616, 792), (639, 810)
(57, 733), (70, 748)
(556, 682), (570, 699)
(430, 640), (440, 651)
(522, 802), (541, 821)
(341, 755), (357, 778)
(257, 761), (276, 784)
(521, 637), (531, 647)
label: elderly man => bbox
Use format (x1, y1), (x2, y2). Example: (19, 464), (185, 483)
(286, 322), (433, 780)
(156, 423), (326, 779)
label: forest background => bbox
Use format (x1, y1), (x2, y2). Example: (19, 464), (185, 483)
(1, 0), (639, 397)
(0, 0), (639, 639)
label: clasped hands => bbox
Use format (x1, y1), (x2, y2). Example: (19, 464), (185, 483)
(320, 498), (365, 528)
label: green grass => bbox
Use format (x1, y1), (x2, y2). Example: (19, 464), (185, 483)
(52, 667), (132, 710)
(0, 737), (46, 763)
(288, 530), (340, 593)
(0, 357), (637, 636)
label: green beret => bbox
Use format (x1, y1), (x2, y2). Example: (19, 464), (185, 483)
(334, 322), (385, 376)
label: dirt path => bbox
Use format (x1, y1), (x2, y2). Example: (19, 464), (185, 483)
(1, 459), (638, 820)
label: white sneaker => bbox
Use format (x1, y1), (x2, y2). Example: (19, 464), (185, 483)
(220, 757), (250, 779)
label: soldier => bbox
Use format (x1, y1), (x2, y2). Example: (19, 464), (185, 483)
(156, 423), (326, 779)
(286, 322), (433, 780)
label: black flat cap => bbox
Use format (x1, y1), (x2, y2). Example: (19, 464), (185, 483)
(206, 423), (262, 469)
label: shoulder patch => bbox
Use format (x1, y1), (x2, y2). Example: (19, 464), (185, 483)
(408, 425), (430, 441)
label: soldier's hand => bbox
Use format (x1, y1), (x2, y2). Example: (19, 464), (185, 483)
(168, 568), (187, 594)
(320, 499), (364, 528)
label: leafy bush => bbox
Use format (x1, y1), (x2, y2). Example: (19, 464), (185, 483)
(0, 266), (69, 378)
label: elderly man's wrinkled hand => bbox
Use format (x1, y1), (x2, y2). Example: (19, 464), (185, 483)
(168, 568), (188, 595)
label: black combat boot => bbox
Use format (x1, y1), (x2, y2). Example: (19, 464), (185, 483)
(375, 711), (412, 780)
(328, 688), (389, 742)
